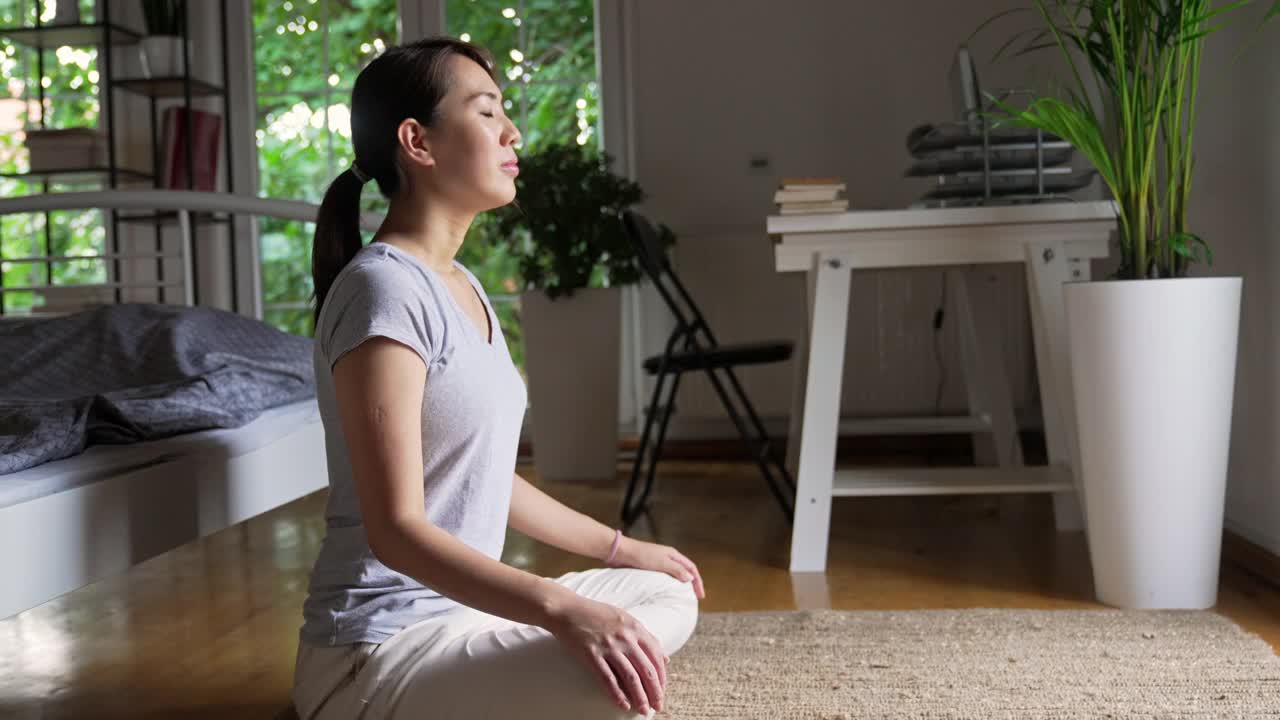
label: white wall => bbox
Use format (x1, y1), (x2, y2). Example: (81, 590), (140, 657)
(625, 0), (1077, 428)
(1192, 6), (1280, 556)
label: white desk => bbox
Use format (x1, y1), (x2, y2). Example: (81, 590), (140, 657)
(768, 201), (1116, 573)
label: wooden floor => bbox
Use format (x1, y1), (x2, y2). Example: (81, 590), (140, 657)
(2, 460), (1278, 719)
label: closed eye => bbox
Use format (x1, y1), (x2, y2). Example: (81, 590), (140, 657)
(481, 111), (495, 117)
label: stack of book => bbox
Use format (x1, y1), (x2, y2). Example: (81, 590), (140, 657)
(24, 128), (108, 172)
(774, 177), (848, 214)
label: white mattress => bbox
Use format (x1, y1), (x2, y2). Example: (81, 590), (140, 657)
(0, 398), (322, 510)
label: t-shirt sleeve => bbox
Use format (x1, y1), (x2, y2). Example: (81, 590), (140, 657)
(319, 261), (437, 371)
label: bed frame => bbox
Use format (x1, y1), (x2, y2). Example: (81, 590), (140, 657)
(0, 190), (379, 618)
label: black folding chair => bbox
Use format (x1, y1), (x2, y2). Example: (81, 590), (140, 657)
(619, 210), (796, 527)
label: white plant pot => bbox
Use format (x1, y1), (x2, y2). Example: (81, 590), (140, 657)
(521, 287), (621, 482)
(139, 35), (185, 78)
(1065, 277), (1242, 609)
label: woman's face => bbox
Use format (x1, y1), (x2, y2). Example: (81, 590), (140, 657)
(414, 54), (522, 213)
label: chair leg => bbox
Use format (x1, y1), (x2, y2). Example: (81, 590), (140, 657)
(622, 368), (683, 527)
(642, 371), (682, 509)
(703, 366), (795, 522)
(721, 366), (797, 492)
(622, 369), (670, 527)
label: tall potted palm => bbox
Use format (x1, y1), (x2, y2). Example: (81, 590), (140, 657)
(992, 0), (1276, 608)
(492, 143), (674, 482)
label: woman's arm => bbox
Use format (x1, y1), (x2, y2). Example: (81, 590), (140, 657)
(509, 472), (617, 563)
(508, 472), (707, 599)
(333, 338), (582, 626)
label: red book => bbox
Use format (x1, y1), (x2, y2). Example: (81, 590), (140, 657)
(160, 107), (220, 191)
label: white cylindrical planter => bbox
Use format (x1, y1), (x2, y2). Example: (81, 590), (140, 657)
(139, 36), (185, 78)
(1065, 276), (1242, 609)
(521, 287), (622, 482)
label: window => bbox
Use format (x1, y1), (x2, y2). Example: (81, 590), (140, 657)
(0, 0), (109, 315)
(447, 0), (599, 149)
(252, 0), (397, 336)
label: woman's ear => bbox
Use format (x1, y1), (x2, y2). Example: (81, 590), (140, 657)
(396, 118), (435, 169)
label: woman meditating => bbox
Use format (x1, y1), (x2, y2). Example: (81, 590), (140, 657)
(291, 36), (702, 720)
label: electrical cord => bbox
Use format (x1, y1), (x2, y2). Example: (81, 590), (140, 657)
(933, 270), (948, 417)
(928, 270), (948, 466)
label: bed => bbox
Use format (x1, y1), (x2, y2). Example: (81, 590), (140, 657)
(0, 397), (326, 618)
(0, 190), (380, 619)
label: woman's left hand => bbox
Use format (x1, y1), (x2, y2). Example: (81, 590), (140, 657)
(612, 537), (705, 599)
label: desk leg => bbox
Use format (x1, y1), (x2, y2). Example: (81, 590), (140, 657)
(786, 266), (818, 477)
(790, 572), (832, 610)
(1024, 243), (1086, 531)
(790, 254), (852, 573)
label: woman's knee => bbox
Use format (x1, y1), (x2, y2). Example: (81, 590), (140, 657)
(658, 570), (699, 610)
(632, 568), (697, 602)
(622, 570), (698, 654)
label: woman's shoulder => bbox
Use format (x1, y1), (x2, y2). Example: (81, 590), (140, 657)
(317, 247), (429, 332)
(315, 246), (446, 363)
(332, 243), (421, 295)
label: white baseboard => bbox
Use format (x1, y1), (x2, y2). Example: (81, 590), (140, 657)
(649, 408), (1044, 441)
(518, 409), (1045, 458)
(1224, 517), (1280, 558)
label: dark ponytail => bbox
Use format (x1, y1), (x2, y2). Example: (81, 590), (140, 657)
(311, 169), (368, 322)
(310, 35), (498, 325)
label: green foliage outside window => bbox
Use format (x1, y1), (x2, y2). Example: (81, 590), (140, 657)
(253, 0), (396, 335)
(0, 0), (110, 314)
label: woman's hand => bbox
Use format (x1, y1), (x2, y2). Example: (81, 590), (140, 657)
(545, 596), (669, 715)
(612, 537), (706, 600)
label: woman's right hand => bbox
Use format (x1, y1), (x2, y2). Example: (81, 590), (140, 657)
(545, 596), (668, 715)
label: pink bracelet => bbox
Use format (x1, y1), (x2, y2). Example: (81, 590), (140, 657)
(605, 529), (623, 566)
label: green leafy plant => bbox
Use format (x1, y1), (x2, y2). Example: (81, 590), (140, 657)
(987, 0), (1278, 279)
(492, 142), (675, 299)
(140, 0), (185, 36)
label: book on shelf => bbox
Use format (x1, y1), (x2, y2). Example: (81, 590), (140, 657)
(774, 187), (845, 203)
(778, 199), (849, 214)
(779, 176), (846, 191)
(775, 175), (848, 214)
(780, 175), (843, 186)
(160, 107), (221, 191)
(24, 128), (107, 172)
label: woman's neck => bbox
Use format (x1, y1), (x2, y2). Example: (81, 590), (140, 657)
(376, 194), (475, 275)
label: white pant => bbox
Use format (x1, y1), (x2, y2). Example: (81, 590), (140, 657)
(293, 568), (700, 720)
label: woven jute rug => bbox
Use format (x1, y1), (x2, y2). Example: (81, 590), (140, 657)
(662, 609), (1280, 719)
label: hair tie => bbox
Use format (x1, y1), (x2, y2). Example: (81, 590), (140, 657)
(350, 163), (371, 184)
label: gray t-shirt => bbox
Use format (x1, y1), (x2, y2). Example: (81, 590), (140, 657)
(300, 241), (528, 646)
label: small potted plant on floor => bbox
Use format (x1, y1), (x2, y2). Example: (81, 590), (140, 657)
(491, 142), (674, 482)
(139, 0), (186, 78)
(989, 0), (1277, 609)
